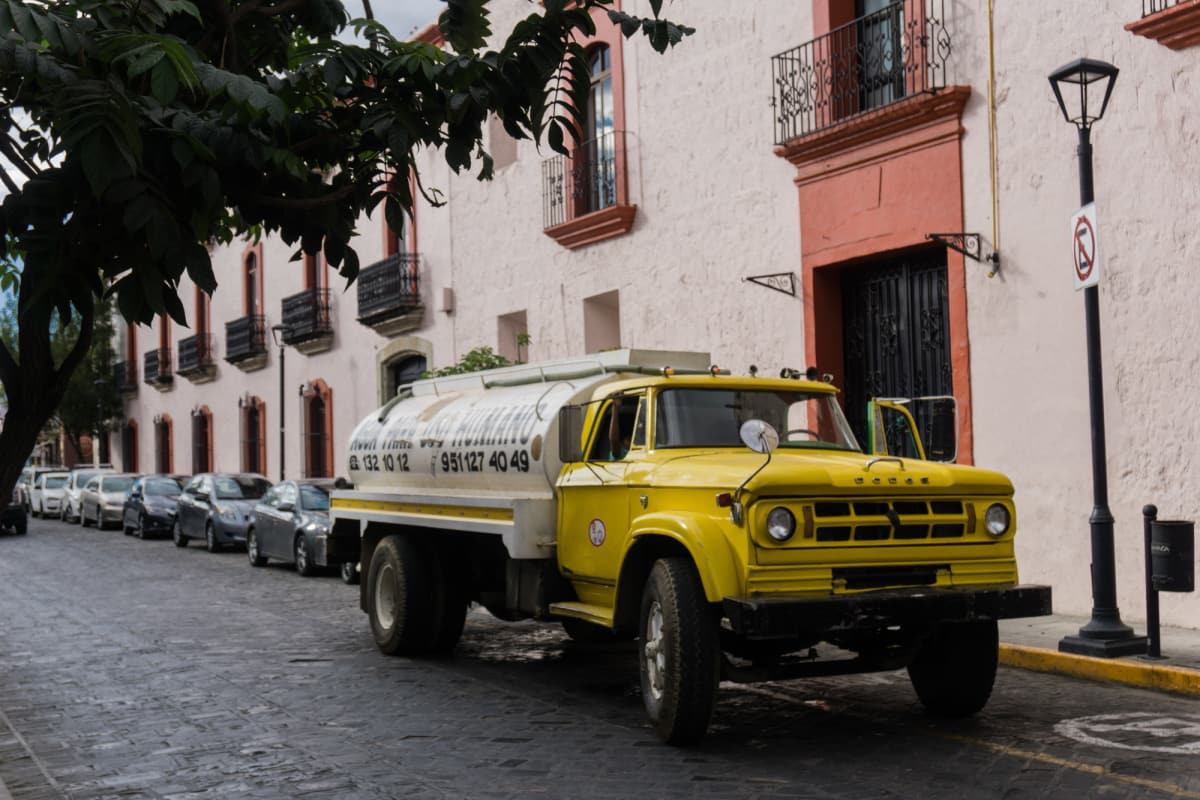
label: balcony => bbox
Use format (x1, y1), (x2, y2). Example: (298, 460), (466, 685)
(356, 254), (423, 337)
(177, 333), (217, 383)
(1127, 1), (1200, 48)
(281, 288), (334, 355)
(113, 361), (138, 394)
(771, 0), (951, 144)
(225, 315), (268, 372)
(541, 129), (636, 249)
(143, 349), (173, 390)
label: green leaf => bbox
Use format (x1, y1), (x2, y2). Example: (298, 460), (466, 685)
(150, 59), (179, 103)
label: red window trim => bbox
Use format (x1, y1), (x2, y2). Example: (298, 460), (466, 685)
(192, 406), (214, 473)
(242, 243), (264, 317)
(123, 419), (139, 473)
(383, 172), (418, 259)
(303, 251), (327, 291)
(302, 379), (334, 478)
(240, 396), (268, 474)
(155, 414), (174, 473)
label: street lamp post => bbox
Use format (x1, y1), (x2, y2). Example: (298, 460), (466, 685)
(1049, 59), (1147, 657)
(271, 324), (289, 482)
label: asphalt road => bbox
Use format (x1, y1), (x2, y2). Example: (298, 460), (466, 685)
(1, 517), (1199, 799)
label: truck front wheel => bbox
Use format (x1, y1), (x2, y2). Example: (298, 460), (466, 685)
(639, 557), (720, 745)
(907, 620), (998, 717)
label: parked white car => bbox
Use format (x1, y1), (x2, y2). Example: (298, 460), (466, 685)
(30, 471), (69, 518)
(80, 473), (139, 529)
(61, 467), (114, 523)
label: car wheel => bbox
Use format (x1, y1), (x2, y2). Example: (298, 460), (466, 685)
(30, 504), (38, 519)
(172, 518), (188, 548)
(247, 529), (267, 567)
(294, 534), (316, 577)
(80, 506), (91, 528)
(14, 517), (26, 535)
(135, 513), (147, 540)
(340, 560), (359, 585)
(205, 521), (220, 553)
(908, 621), (999, 717)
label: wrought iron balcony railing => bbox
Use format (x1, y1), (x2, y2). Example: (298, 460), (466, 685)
(357, 254), (421, 325)
(113, 360), (138, 393)
(224, 315), (267, 363)
(143, 348), (172, 385)
(177, 333), (215, 376)
(771, 0), (951, 144)
(1144, 0), (1181, 15)
(281, 288), (333, 345)
(542, 129), (626, 229)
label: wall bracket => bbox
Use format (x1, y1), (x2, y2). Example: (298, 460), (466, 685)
(926, 233), (1001, 278)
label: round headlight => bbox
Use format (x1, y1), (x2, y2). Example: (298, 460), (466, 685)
(985, 504), (1011, 536)
(766, 507), (796, 542)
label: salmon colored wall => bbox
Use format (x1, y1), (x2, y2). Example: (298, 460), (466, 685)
(787, 90), (975, 463)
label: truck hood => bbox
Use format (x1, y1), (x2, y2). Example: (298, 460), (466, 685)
(639, 449), (1013, 497)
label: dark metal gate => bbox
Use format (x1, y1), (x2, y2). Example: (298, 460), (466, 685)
(841, 249), (952, 448)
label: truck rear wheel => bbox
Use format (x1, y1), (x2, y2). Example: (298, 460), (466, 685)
(907, 620), (998, 717)
(639, 557), (720, 745)
(368, 535), (466, 656)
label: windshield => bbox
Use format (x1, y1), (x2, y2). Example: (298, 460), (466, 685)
(214, 476), (271, 500)
(103, 477), (134, 493)
(300, 485), (330, 511)
(654, 388), (860, 452)
(73, 471), (98, 487)
(44, 476), (67, 489)
(145, 478), (182, 497)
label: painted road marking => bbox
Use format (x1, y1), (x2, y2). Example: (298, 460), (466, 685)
(1056, 712), (1200, 755)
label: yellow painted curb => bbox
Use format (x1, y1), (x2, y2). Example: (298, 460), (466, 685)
(1000, 643), (1200, 697)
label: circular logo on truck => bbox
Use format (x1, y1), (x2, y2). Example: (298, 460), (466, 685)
(588, 518), (606, 547)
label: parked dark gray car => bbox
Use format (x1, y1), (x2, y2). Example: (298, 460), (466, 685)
(247, 480), (340, 577)
(173, 473), (271, 552)
(123, 475), (186, 539)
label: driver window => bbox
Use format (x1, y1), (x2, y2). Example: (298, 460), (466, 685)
(587, 394), (643, 461)
(281, 484), (298, 507)
(262, 486), (280, 508)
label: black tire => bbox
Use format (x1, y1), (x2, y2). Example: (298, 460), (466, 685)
(80, 506), (91, 528)
(907, 620), (999, 717)
(135, 513), (146, 540)
(247, 529), (267, 567)
(14, 517), (26, 536)
(561, 617), (616, 644)
(205, 522), (220, 553)
(294, 534), (316, 577)
(638, 557), (720, 745)
(368, 535), (435, 656)
(172, 518), (188, 548)
(339, 560), (360, 585)
(367, 536), (466, 655)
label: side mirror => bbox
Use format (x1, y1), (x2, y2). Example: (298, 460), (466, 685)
(278, 502), (295, 513)
(195, 490), (210, 502)
(740, 419), (780, 454)
(558, 405), (584, 463)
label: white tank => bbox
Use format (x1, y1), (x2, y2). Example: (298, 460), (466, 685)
(346, 350), (712, 497)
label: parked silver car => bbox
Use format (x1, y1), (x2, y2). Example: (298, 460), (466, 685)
(61, 467), (115, 523)
(30, 471), (69, 518)
(80, 473), (139, 529)
(247, 480), (339, 577)
(174, 473), (271, 552)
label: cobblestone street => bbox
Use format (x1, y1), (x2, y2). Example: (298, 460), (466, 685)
(1, 518), (1199, 799)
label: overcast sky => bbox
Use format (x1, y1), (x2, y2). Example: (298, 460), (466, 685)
(364, 0), (445, 39)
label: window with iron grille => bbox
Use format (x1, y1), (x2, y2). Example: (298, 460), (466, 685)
(240, 398), (265, 474)
(192, 408), (212, 473)
(302, 382), (332, 478)
(122, 421), (138, 473)
(155, 417), (172, 473)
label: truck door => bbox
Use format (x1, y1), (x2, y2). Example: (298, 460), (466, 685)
(866, 396), (957, 462)
(556, 392), (645, 597)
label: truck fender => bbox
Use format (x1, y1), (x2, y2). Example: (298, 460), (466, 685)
(610, 512), (741, 637)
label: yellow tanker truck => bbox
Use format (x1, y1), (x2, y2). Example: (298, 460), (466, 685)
(328, 349), (1050, 744)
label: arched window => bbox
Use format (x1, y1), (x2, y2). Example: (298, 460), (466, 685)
(581, 44), (616, 214)
(154, 414), (173, 473)
(191, 406), (213, 473)
(239, 396), (267, 475)
(244, 246), (262, 317)
(122, 420), (139, 473)
(301, 380), (333, 478)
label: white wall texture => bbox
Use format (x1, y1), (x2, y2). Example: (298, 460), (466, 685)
(118, 0), (1200, 627)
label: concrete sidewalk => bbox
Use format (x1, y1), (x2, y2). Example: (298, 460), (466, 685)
(1000, 613), (1200, 697)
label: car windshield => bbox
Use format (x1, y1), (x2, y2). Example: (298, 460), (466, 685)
(214, 476), (271, 500)
(44, 476), (67, 489)
(103, 477), (134, 493)
(74, 471), (98, 487)
(300, 486), (330, 511)
(654, 388), (861, 452)
(145, 478), (182, 497)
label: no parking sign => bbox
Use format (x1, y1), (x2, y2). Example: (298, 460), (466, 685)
(1071, 202), (1099, 291)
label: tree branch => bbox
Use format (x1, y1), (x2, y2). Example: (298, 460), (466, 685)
(0, 134), (41, 181)
(362, 0), (375, 21)
(0, 338), (18, 397)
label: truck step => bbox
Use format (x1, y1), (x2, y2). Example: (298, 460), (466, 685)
(548, 602), (614, 627)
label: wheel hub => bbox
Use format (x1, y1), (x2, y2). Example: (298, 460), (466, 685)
(644, 599), (665, 702)
(375, 563), (396, 630)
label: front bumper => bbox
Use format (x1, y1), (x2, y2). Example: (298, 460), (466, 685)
(99, 508), (124, 525)
(723, 584), (1052, 639)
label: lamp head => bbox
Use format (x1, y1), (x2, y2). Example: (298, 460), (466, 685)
(1049, 58), (1118, 130)
(271, 323), (287, 347)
